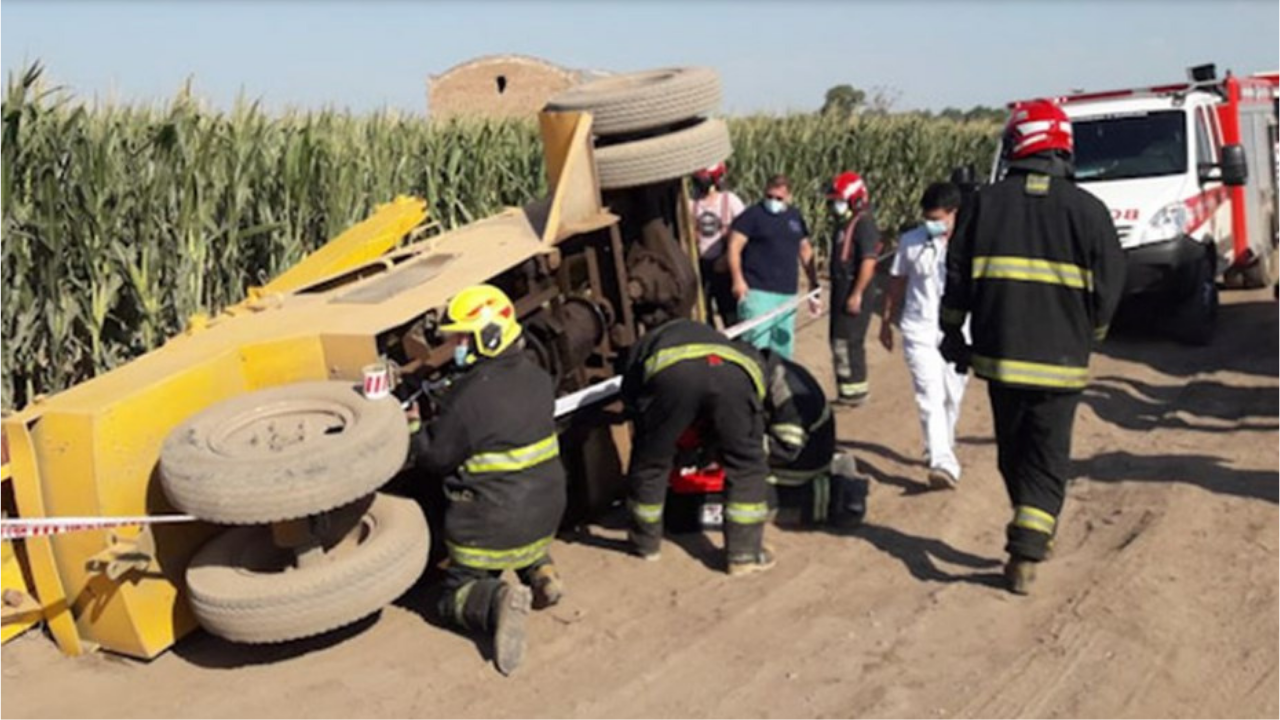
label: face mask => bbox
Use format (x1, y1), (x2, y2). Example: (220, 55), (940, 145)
(453, 342), (472, 368)
(763, 198), (786, 214)
(924, 219), (949, 238)
(830, 200), (849, 217)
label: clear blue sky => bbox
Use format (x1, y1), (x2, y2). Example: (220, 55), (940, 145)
(3, 0), (1277, 115)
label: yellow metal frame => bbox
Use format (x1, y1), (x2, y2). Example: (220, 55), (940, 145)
(2, 444), (44, 645)
(0, 113), (605, 658)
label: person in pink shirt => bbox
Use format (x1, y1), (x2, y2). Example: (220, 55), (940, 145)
(689, 162), (746, 328)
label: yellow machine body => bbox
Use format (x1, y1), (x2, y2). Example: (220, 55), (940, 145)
(0, 111), (613, 658)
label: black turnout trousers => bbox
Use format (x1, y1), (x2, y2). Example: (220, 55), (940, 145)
(627, 360), (769, 559)
(437, 555), (555, 631)
(829, 273), (880, 400)
(987, 383), (1081, 561)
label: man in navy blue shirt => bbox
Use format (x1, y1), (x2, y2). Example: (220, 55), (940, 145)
(727, 174), (821, 358)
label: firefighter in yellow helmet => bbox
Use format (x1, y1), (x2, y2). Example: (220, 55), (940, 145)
(407, 284), (567, 675)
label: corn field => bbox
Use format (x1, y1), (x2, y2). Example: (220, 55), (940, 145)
(1, 65), (998, 408)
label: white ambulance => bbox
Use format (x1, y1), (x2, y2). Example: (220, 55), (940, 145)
(1003, 65), (1278, 343)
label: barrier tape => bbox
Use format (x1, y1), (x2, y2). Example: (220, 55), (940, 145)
(553, 289), (822, 418)
(721, 288), (822, 343)
(1, 514), (198, 541)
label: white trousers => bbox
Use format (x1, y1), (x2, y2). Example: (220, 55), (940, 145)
(902, 333), (969, 479)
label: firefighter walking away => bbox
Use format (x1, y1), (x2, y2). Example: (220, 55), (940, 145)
(407, 284), (567, 675)
(621, 319), (775, 576)
(939, 99), (1124, 595)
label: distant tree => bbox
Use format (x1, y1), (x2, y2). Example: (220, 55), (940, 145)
(932, 105), (1004, 123)
(861, 85), (902, 116)
(821, 84), (866, 116)
(963, 105), (1007, 123)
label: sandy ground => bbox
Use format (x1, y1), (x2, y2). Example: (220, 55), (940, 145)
(2, 289), (1277, 719)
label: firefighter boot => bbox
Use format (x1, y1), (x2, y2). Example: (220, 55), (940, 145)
(492, 583), (533, 676)
(1004, 555), (1037, 596)
(727, 544), (777, 578)
(529, 563), (564, 610)
(627, 527), (662, 562)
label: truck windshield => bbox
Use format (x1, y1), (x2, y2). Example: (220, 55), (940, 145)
(1073, 111), (1187, 181)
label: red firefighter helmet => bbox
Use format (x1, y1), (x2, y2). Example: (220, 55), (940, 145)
(1004, 99), (1073, 160)
(693, 162), (727, 186)
(826, 171), (868, 207)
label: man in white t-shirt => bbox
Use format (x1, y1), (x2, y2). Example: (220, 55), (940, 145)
(689, 163), (746, 328)
(879, 182), (969, 490)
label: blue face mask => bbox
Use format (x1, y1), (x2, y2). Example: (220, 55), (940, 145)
(924, 219), (949, 238)
(763, 198), (787, 215)
(453, 342), (472, 368)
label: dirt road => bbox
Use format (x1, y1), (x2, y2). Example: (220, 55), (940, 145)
(3, 290), (1276, 719)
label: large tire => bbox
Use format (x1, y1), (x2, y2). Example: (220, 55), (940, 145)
(186, 493), (429, 644)
(161, 381), (409, 525)
(1175, 254), (1219, 346)
(596, 119), (732, 190)
(545, 67), (721, 135)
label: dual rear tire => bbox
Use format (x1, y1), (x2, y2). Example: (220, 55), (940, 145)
(546, 67), (732, 190)
(160, 381), (428, 644)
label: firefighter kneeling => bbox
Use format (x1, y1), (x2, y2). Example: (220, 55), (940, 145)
(758, 350), (865, 528)
(408, 284), (566, 676)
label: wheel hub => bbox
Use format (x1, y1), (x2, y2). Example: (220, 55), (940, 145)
(208, 400), (354, 458)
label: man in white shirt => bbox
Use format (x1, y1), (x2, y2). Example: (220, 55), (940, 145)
(879, 182), (969, 490)
(689, 163), (746, 328)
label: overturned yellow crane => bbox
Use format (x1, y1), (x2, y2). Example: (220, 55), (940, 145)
(0, 67), (730, 658)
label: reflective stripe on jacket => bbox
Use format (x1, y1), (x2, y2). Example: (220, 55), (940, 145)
(412, 346), (567, 567)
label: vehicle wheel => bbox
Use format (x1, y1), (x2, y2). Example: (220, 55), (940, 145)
(545, 67), (721, 135)
(1175, 254), (1218, 346)
(595, 118), (732, 190)
(161, 381), (409, 525)
(186, 493), (429, 644)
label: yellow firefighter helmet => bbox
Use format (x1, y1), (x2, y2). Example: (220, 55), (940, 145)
(439, 284), (523, 362)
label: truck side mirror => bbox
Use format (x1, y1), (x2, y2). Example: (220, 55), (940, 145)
(1219, 144), (1248, 187)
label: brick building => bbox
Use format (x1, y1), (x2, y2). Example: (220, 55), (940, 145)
(428, 54), (605, 120)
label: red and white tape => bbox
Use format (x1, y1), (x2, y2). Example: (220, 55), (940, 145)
(362, 362), (391, 400)
(1, 515), (198, 541)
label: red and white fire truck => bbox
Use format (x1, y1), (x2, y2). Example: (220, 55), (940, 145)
(1002, 65), (1279, 343)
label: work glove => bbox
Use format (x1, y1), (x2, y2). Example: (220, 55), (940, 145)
(939, 328), (971, 374)
(404, 400), (423, 435)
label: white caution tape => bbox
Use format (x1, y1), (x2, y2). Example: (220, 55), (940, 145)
(722, 288), (821, 342)
(554, 376), (623, 418)
(1, 514), (198, 541)
(553, 289), (822, 419)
